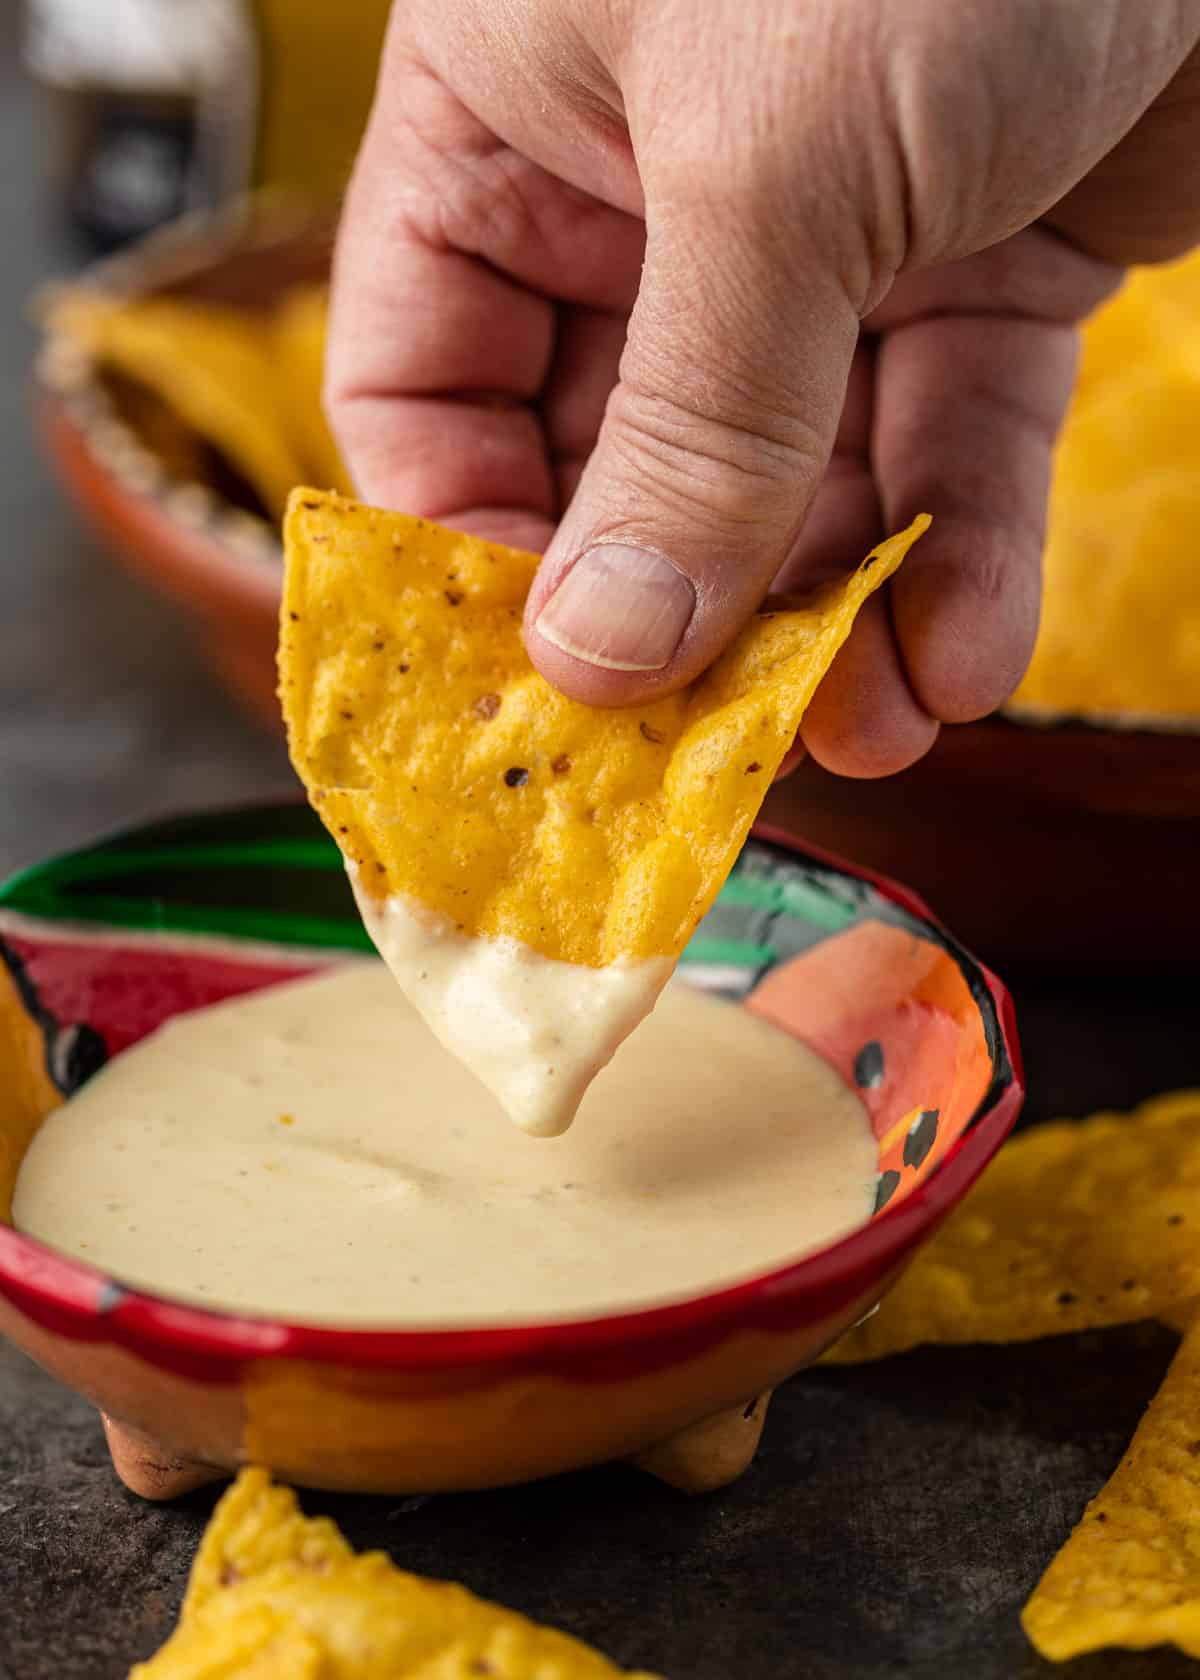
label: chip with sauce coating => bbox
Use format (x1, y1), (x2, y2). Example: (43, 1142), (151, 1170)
(824, 1090), (1200, 1362)
(279, 489), (927, 1135)
(134, 1467), (661, 1678)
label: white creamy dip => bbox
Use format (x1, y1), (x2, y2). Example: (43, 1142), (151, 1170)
(13, 965), (876, 1327)
(352, 875), (673, 1138)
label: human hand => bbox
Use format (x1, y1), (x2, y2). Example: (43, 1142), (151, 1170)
(327, 0), (1200, 775)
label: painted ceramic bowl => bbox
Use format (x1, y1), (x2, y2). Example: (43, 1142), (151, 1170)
(0, 803), (1021, 1500)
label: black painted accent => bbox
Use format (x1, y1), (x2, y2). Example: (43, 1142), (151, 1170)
(903, 1110), (940, 1171)
(854, 1041), (885, 1089)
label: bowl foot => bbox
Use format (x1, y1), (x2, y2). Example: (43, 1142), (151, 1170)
(631, 1391), (772, 1493)
(101, 1413), (225, 1500)
(98, 1393), (773, 1499)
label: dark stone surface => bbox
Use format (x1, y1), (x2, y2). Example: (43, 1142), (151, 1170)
(1, 12), (1199, 1680)
(4, 1324), (1199, 1680)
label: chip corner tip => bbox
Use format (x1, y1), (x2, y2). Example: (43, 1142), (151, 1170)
(285, 484), (360, 529)
(285, 484), (323, 509)
(862, 511), (931, 580)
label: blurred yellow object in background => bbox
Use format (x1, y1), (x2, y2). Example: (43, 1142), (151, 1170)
(46, 280), (354, 518)
(1014, 248), (1200, 724)
(49, 289), (307, 517)
(273, 286), (352, 492)
(251, 0), (390, 201)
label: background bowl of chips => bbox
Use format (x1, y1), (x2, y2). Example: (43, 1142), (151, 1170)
(0, 801), (1020, 1499)
(34, 200), (343, 728)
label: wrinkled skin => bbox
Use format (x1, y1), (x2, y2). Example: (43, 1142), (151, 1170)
(328, 0), (1200, 776)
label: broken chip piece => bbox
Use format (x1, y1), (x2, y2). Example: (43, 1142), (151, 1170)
(1022, 1316), (1200, 1663)
(278, 489), (927, 1135)
(824, 1090), (1200, 1362)
(133, 1468), (661, 1678)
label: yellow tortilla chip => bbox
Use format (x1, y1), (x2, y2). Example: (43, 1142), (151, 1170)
(1013, 248), (1200, 721)
(1160, 1299), (1200, 1336)
(133, 1605), (321, 1680)
(1022, 1316), (1200, 1662)
(1073, 248), (1200, 408)
(279, 490), (927, 966)
(48, 291), (306, 517)
(825, 1091), (1200, 1362)
(135, 1469), (660, 1679)
(273, 286), (353, 494)
(181, 1464), (352, 1622)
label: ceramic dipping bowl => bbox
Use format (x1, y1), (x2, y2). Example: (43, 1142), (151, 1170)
(0, 803), (1021, 1500)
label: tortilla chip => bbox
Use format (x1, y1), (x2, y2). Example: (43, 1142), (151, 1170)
(1160, 1300), (1200, 1336)
(48, 291), (306, 517)
(279, 490), (927, 966)
(136, 1469), (661, 1679)
(825, 1091), (1200, 1362)
(1072, 248), (1200, 408)
(273, 286), (353, 494)
(132, 1606), (321, 1680)
(1012, 248), (1200, 722)
(1022, 1316), (1200, 1662)
(181, 1465), (351, 1622)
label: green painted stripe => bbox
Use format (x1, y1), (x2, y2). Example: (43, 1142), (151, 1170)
(720, 869), (856, 931)
(0, 840), (342, 902)
(679, 937), (774, 967)
(2, 889), (371, 953)
(717, 875), (791, 911)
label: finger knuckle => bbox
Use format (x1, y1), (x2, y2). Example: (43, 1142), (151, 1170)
(605, 375), (824, 528)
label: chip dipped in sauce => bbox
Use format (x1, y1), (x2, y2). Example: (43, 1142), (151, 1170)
(278, 491), (927, 1136)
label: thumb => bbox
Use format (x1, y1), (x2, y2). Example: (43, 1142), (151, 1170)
(524, 199), (861, 701)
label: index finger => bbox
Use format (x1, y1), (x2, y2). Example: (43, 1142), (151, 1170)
(327, 44), (642, 541)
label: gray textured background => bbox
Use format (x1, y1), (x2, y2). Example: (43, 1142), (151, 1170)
(1, 9), (1198, 1675)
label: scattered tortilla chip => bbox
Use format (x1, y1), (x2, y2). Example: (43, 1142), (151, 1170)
(134, 1468), (661, 1679)
(48, 291), (306, 517)
(134, 1607), (322, 1680)
(181, 1463), (352, 1622)
(273, 286), (353, 494)
(825, 1091), (1200, 1362)
(1022, 1316), (1200, 1662)
(279, 489), (927, 966)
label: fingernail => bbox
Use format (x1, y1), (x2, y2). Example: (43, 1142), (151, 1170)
(535, 545), (695, 672)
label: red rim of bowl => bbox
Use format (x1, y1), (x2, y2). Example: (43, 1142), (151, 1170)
(0, 825), (1023, 1383)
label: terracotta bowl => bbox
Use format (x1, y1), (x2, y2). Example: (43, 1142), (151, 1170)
(0, 802), (1020, 1501)
(34, 204), (333, 729)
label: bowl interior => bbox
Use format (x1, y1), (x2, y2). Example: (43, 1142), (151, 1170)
(0, 803), (1015, 1327)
